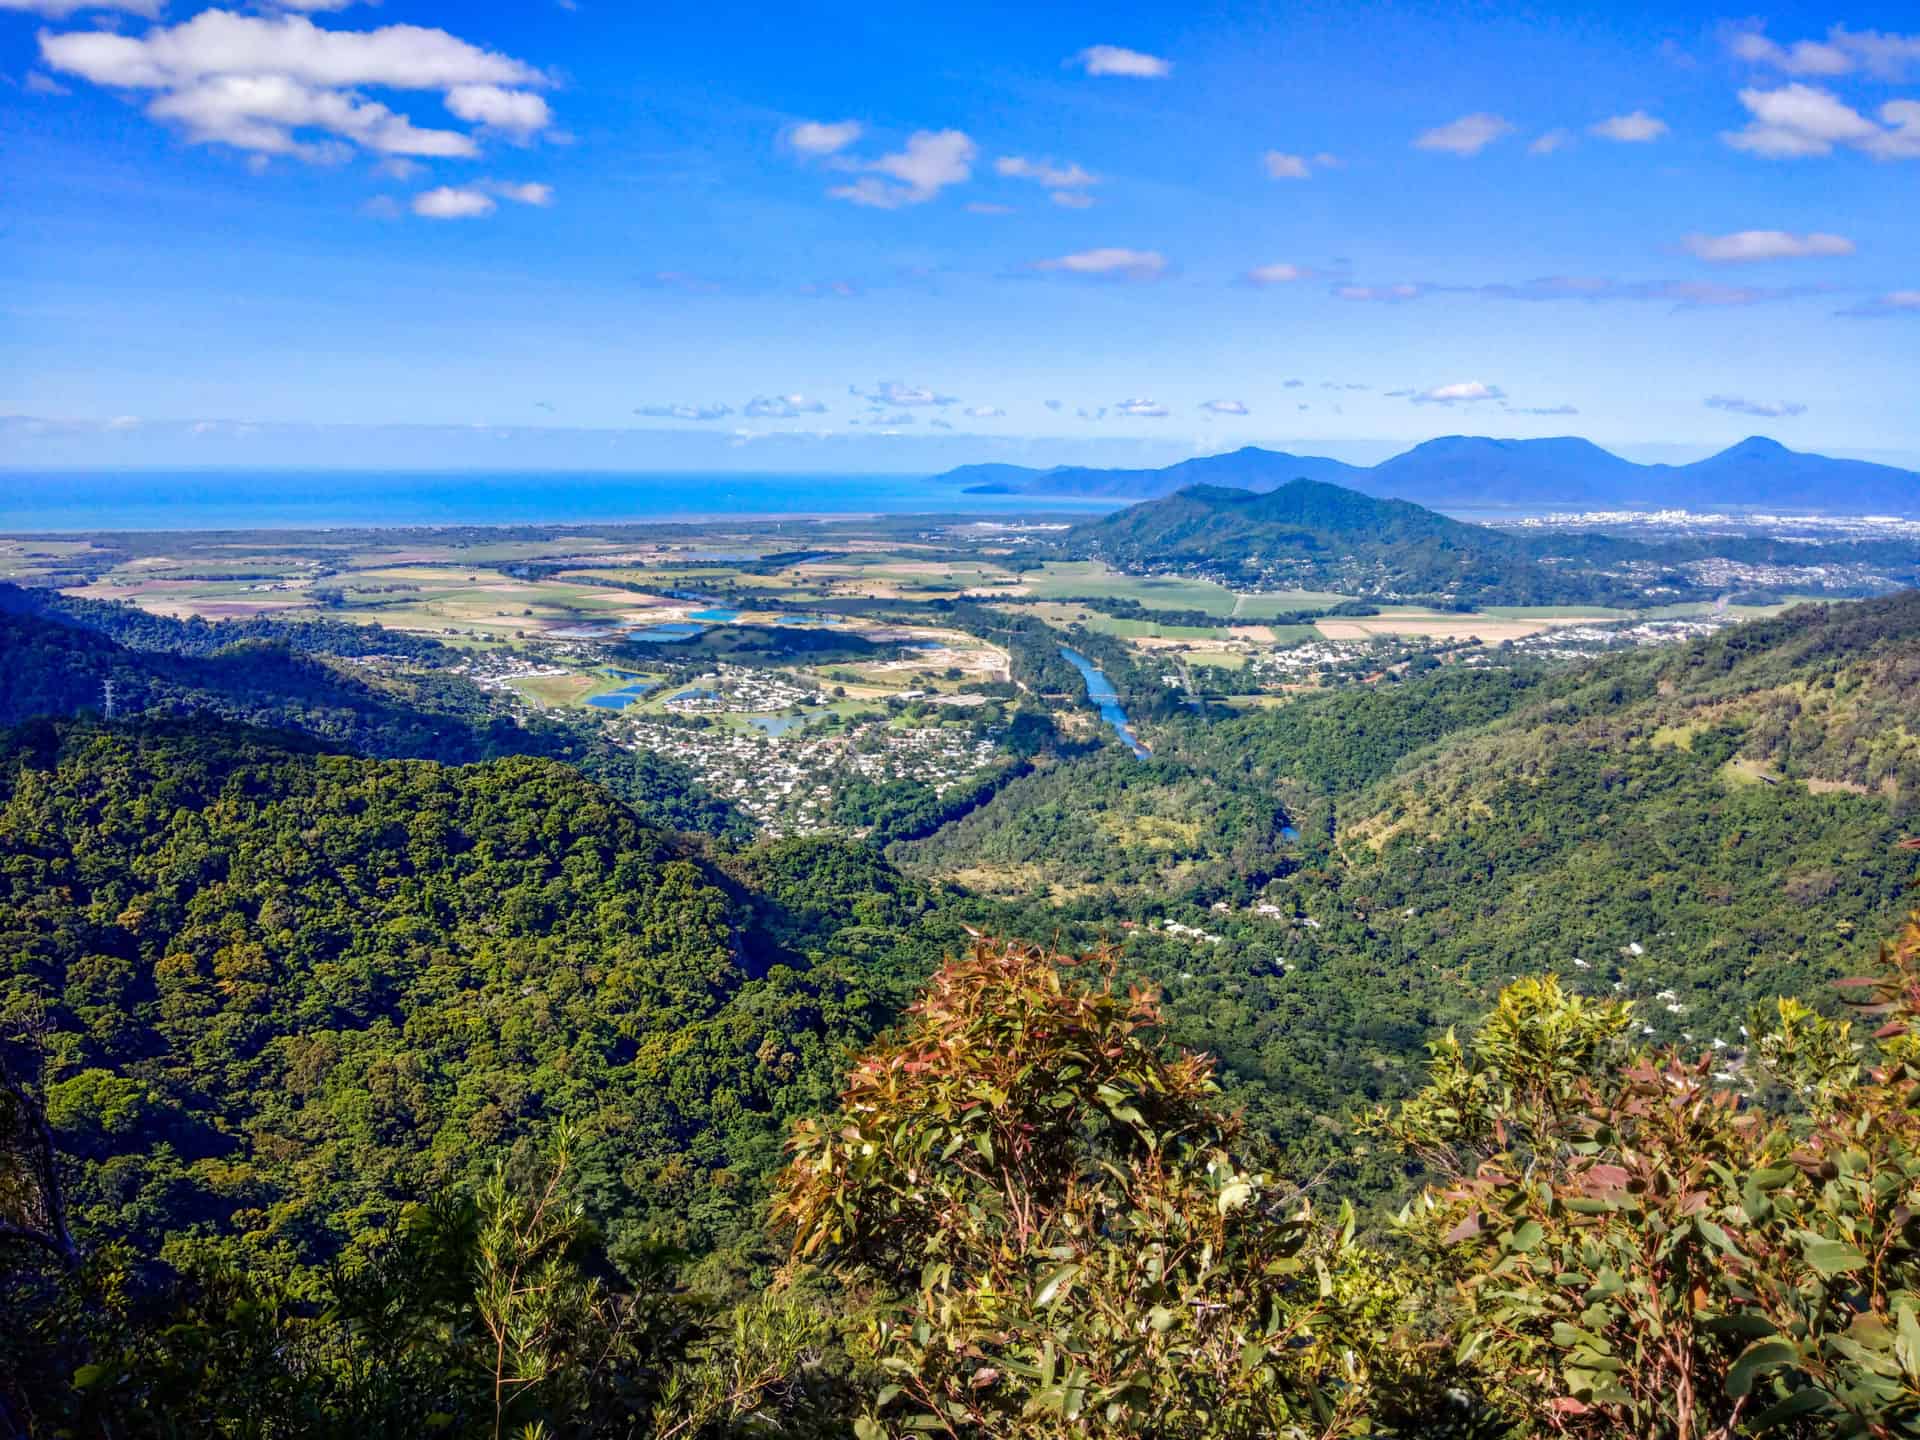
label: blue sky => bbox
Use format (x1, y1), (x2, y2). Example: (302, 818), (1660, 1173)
(2, 0), (1918, 472)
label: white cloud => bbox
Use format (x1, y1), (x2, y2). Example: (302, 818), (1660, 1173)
(828, 129), (975, 208)
(1247, 262), (1309, 285)
(1113, 398), (1169, 417)
(1033, 247), (1166, 279)
(0, 0), (161, 15)
(41, 11), (543, 91)
(635, 404), (734, 421)
(1722, 83), (1920, 160)
(1335, 283), (1423, 302)
(413, 185), (494, 218)
(860, 381), (955, 407)
(1070, 44), (1170, 78)
(1411, 381), (1506, 405)
(39, 9), (554, 163)
(965, 201), (1013, 215)
(1682, 230), (1854, 262)
(744, 394), (828, 418)
(964, 405), (1005, 418)
(148, 75), (476, 159)
(1590, 110), (1668, 142)
(376, 155), (423, 180)
(1199, 399), (1248, 415)
(783, 118), (861, 156)
(1705, 394), (1807, 418)
(1262, 150), (1311, 179)
(24, 70), (72, 95)
(1727, 28), (1853, 77)
(996, 155), (1096, 188)
(1529, 128), (1573, 155)
(446, 84), (552, 138)
(1414, 112), (1514, 155)
(1841, 289), (1920, 317)
(486, 179), (552, 206)
(1050, 191), (1095, 208)
(1728, 25), (1920, 81)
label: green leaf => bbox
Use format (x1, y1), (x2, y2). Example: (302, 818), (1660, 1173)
(1506, 1219), (1546, 1253)
(1034, 1263), (1080, 1307)
(1748, 1388), (1830, 1431)
(1727, 1337), (1800, 1399)
(71, 1364), (109, 1391)
(1801, 1235), (1868, 1277)
(1217, 1179), (1253, 1215)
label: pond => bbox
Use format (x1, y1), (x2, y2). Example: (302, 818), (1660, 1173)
(625, 622), (706, 643)
(687, 608), (740, 622)
(1059, 647), (1150, 758)
(586, 681), (657, 710)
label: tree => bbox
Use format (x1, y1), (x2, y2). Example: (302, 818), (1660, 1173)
(1368, 865), (1920, 1439)
(772, 938), (1399, 1440)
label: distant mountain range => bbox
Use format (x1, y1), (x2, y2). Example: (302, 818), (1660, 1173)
(1063, 478), (1920, 606)
(939, 436), (1920, 513)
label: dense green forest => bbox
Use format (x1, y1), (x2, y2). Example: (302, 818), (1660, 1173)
(4, 587), (1920, 1435)
(0, 587), (748, 840)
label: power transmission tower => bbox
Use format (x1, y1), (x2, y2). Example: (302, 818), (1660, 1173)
(102, 678), (117, 721)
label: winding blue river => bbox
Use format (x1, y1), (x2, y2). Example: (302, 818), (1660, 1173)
(1059, 647), (1150, 758)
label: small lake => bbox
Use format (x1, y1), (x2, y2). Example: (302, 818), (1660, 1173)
(586, 681), (658, 710)
(1059, 647), (1150, 758)
(687, 608), (740, 622)
(626, 622), (706, 643)
(744, 713), (812, 737)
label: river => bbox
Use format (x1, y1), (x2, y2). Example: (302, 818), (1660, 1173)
(1059, 647), (1150, 758)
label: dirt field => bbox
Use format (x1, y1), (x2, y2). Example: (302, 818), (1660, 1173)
(1314, 613), (1596, 642)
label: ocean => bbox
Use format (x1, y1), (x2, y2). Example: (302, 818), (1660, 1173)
(0, 470), (1120, 533)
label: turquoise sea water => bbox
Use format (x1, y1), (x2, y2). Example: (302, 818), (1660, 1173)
(0, 470), (1117, 532)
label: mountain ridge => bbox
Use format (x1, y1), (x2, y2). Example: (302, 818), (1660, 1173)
(938, 435), (1920, 512)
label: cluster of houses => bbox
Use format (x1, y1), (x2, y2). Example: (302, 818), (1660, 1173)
(617, 714), (1002, 836)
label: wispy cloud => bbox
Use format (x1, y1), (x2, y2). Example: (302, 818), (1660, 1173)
(1199, 399), (1249, 415)
(2, 0), (162, 17)
(1839, 289), (1920, 318)
(744, 394), (829, 418)
(1722, 83), (1920, 160)
(1414, 112), (1514, 156)
(1682, 230), (1854, 262)
(1113, 398), (1169, 417)
(1590, 110), (1668, 142)
(411, 179), (552, 218)
(782, 118), (862, 156)
(828, 129), (976, 208)
(996, 155), (1096, 188)
(1069, 45), (1171, 78)
(1033, 248), (1167, 280)
(1335, 283), (1424, 303)
(857, 381), (956, 407)
(1726, 24), (1920, 81)
(634, 404), (734, 421)
(1529, 128), (1573, 155)
(1409, 381), (1506, 405)
(1705, 394), (1807, 418)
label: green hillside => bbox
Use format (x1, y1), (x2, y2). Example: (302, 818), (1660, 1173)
(0, 720), (955, 1270)
(1065, 479), (1658, 603)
